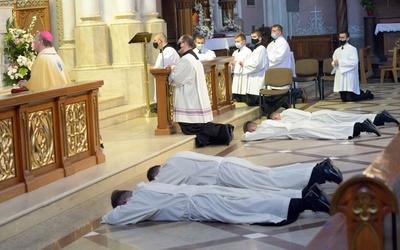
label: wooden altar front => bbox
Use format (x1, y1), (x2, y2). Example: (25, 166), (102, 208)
(150, 56), (235, 135)
(0, 81), (105, 202)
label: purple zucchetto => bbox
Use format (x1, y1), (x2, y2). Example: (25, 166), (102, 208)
(40, 31), (53, 43)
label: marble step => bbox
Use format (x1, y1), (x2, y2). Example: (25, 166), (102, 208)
(98, 95), (125, 111)
(99, 104), (150, 129)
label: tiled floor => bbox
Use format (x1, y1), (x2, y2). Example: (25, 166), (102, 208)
(1, 81), (400, 249)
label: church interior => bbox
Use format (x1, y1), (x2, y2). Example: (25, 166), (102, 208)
(1, 0), (400, 249)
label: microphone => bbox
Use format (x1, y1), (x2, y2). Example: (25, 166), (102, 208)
(161, 48), (165, 68)
(341, 46), (344, 50)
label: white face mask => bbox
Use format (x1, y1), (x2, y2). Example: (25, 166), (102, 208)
(235, 43), (242, 49)
(196, 44), (204, 51)
(271, 33), (277, 40)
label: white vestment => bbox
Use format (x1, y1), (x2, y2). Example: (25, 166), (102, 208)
(153, 45), (180, 101)
(169, 51), (213, 123)
(25, 47), (71, 91)
(332, 43), (360, 94)
(280, 109), (376, 124)
(193, 47), (216, 61)
(231, 46), (252, 95)
(266, 36), (291, 69)
(154, 151), (312, 194)
(102, 182), (291, 225)
(242, 120), (354, 141)
(154, 45), (180, 68)
(243, 44), (269, 95)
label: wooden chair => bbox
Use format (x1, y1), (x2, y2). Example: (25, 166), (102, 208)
(259, 68), (294, 118)
(320, 58), (335, 100)
(359, 46), (374, 84)
(380, 46), (400, 83)
(293, 59), (320, 100)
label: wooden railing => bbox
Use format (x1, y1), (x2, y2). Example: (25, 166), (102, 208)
(0, 81), (105, 202)
(150, 56), (235, 135)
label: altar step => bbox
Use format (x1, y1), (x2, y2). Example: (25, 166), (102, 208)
(98, 95), (154, 129)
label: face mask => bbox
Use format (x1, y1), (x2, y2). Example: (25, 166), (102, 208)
(251, 38), (259, 45)
(339, 40), (346, 46)
(271, 33), (277, 40)
(235, 43), (242, 49)
(196, 43), (204, 51)
(152, 42), (159, 49)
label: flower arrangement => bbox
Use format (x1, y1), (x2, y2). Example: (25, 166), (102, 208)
(194, 2), (214, 39)
(222, 13), (241, 32)
(3, 15), (37, 86)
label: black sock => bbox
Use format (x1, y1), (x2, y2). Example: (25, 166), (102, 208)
(373, 114), (385, 126)
(287, 198), (304, 221)
(306, 165), (325, 191)
(353, 122), (362, 137)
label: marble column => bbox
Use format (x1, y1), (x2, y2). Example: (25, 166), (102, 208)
(140, 0), (165, 32)
(58, 0), (76, 78)
(110, 0), (144, 68)
(75, 0), (110, 69)
(140, 0), (166, 66)
(335, 0), (348, 36)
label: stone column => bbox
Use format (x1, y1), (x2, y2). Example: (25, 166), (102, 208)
(335, 0), (348, 36)
(58, 0), (76, 78)
(140, 0), (167, 65)
(75, 0), (110, 69)
(110, 0), (144, 68)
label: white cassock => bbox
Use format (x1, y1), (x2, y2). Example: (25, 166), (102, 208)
(332, 43), (360, 94)
(154, 45), (180, 68)
(154, 151), (312, 194)
(25, 47), (71, 91)
(241, 120), (354, 141)
(169, 51), (213, 123)
(242, 44), (269, 95)
(231, 46), (252, 95)
(266, 36), (291, 69)
(193, 47), (216, 61)
(280, 109), (376, 124)
(102, 182), (291, 225)
(266, 36), (293, 90)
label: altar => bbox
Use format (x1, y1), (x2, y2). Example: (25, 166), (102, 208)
(374, 22), (400, 59)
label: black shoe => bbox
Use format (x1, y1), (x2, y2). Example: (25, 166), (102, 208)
(316, 158), (343, 184)
(381, 110), (399, 125)
(366, 90), (374, 100)
(304, 183), (331, 214)
(362, 118), (381, 136)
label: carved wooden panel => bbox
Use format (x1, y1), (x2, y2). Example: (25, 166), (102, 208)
(288, 34), (337, 61)
(13, 0), (51, 34)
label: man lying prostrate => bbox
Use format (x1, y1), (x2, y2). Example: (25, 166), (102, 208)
(146, 151), (342, 192)
(242, 118), (381, 141)
(103, 182), (330, 226)
(267, 109), (399, 126)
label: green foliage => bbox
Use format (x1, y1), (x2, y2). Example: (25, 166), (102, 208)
(3, 15), (37, 86)
(360, 0), (375, 11)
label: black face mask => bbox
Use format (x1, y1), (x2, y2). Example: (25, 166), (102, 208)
(152, 42), (159, 49)
(251, 38), (259, 45)
(339, 40), (346, 46)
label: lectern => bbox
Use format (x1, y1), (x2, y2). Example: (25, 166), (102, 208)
(129, 32), (156, 118)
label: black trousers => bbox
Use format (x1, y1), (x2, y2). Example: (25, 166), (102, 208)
(339, 91), (369, 102)
(179, 122), (234, 147)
